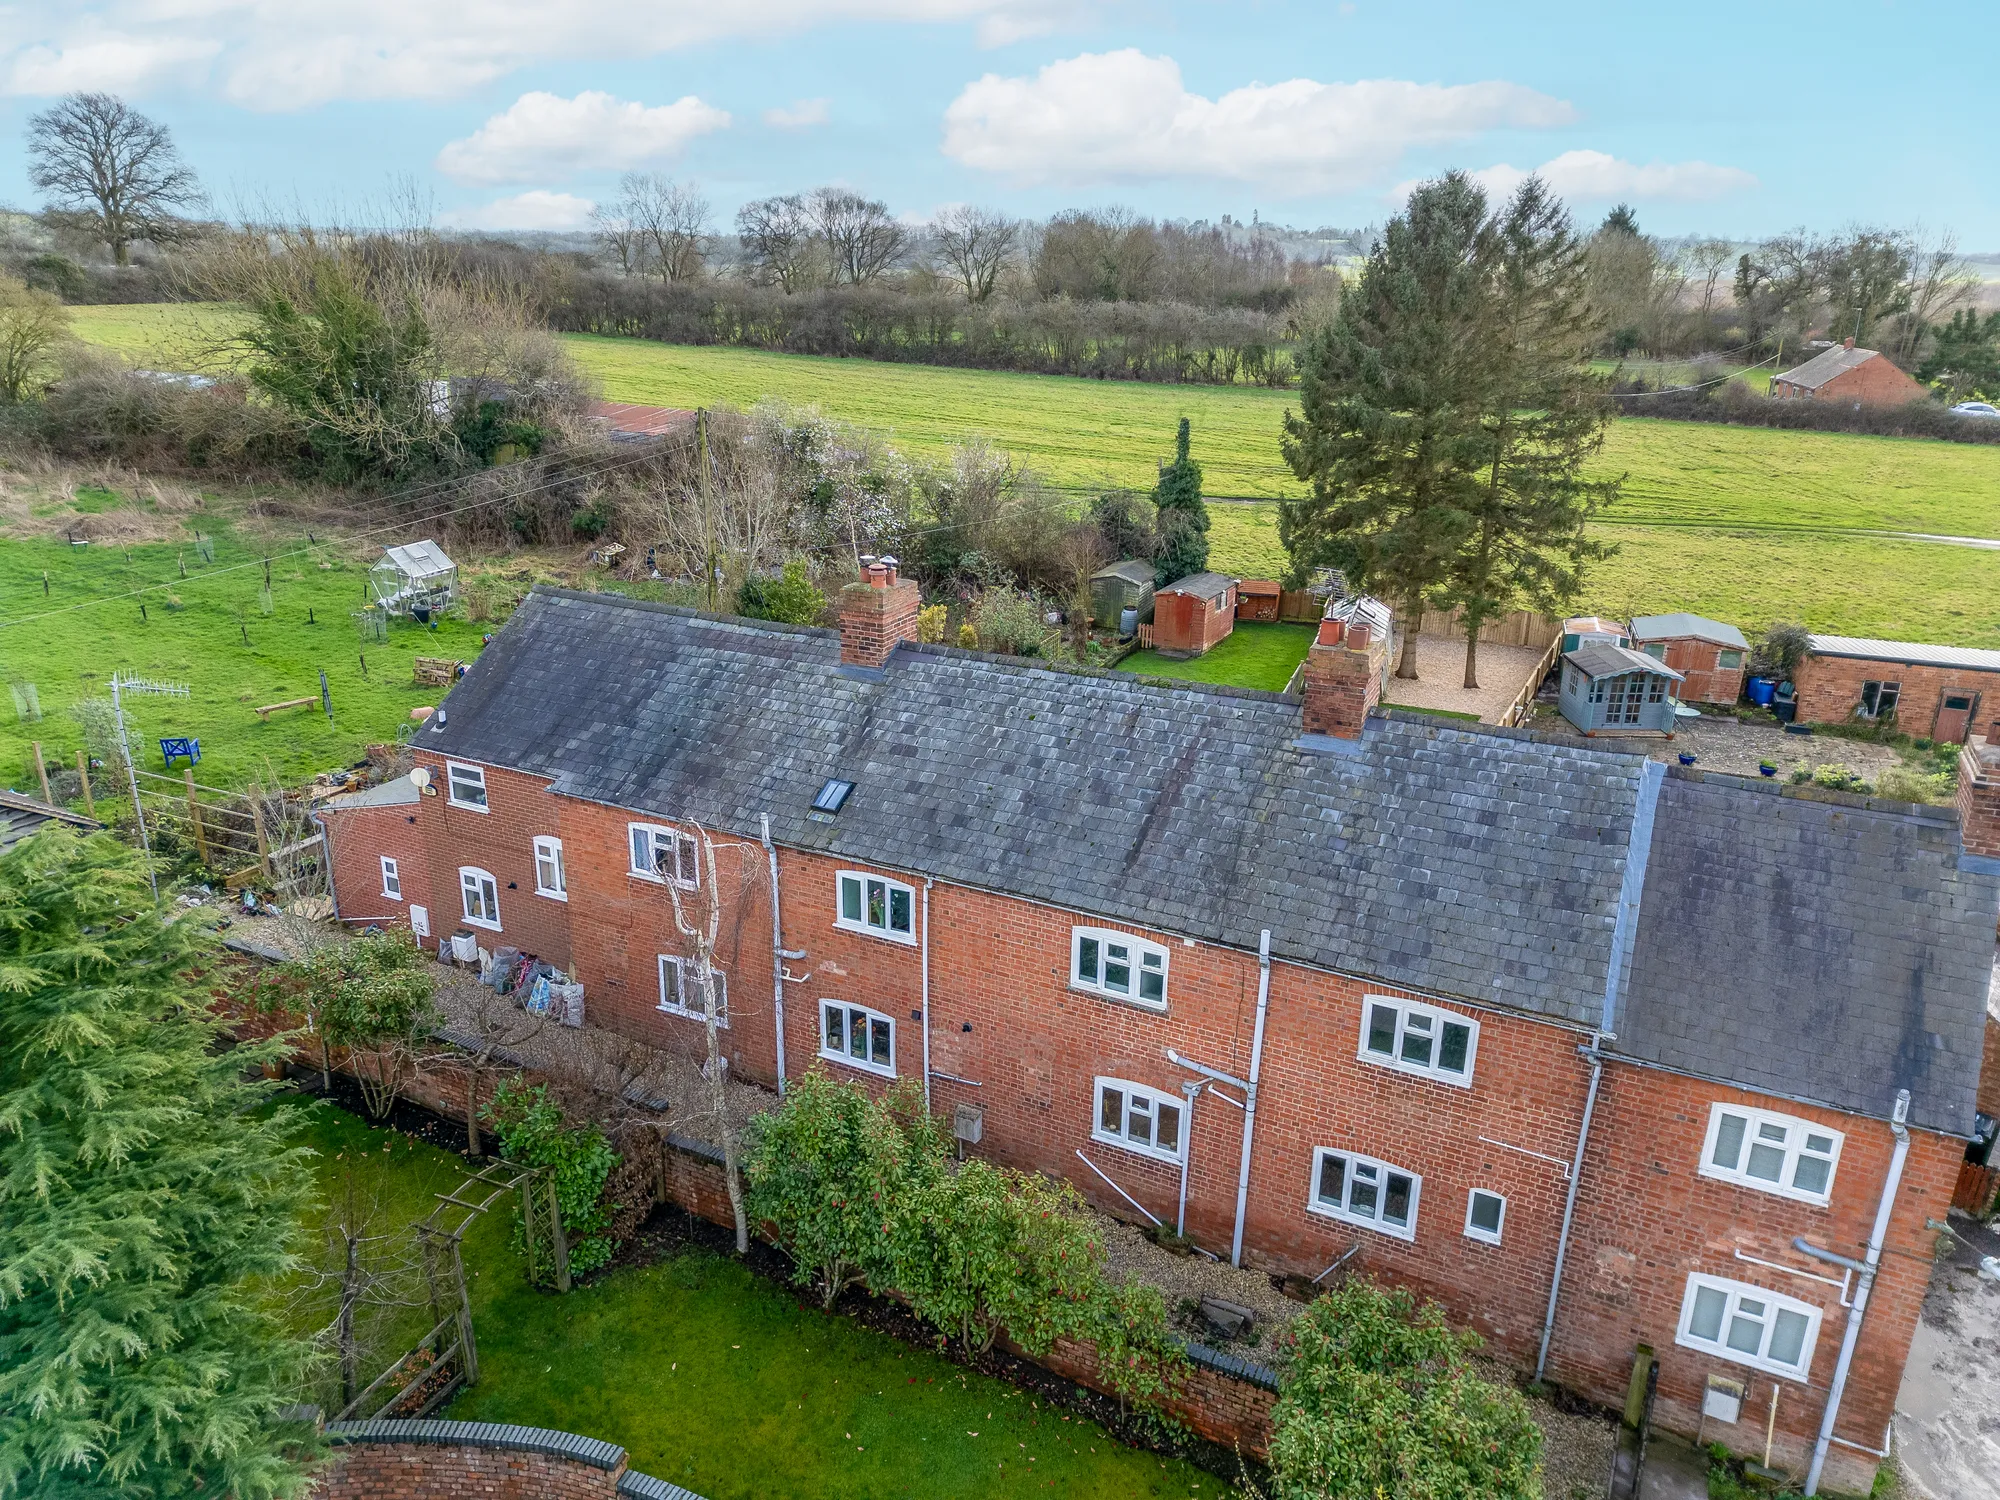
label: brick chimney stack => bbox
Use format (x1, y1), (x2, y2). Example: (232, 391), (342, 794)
(1957, 736), (2000, 859)
(1843, 336), (1856, 350)
(1300, 611), (1388, 739)
(839, 554), (921, 669)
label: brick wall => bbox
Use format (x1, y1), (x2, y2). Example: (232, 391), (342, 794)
(1810, 355), (1926, 408)
(1550, 1062), (1959, 1493)
(404, 758), (578, 969)
(311, 1423), (634, 1500)
(1980, 1014), (2000, 1120)
(1958, 741), (2000, 860)
(322, 798), (431, 934)
(1793, 653), (1997, 741)
(1299, 620), (1385, 739)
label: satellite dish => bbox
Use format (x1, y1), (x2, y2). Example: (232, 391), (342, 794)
(410, 766), (432, 792)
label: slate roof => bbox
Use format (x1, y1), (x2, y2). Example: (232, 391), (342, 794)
(1774, 343), (1883, 391)
(1631, 614), (1748, 650)
(424, 588), (1997, 1133)
(1567, 644), (1684, 681)
(1093, 560), (1155, 586)
(0, 790), (101, 851)
(1158, 571), (1235, 601)
(1618, 772), (1995, 1135)
(1808, 634), (2000, 673)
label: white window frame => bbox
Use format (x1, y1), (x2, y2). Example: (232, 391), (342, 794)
(834, 870), (917, 946)
(445, 761), (489, 812)
(1092, 1077), (1185, 1164)
(380, 855), (402, 901)
(820, 999), (894, 1076)
(1699, 1103), (1843, 1205)
(1357, 995), (1478, 1087)
(458, 866), (500, 931)
(1676, 1273), (1823, 1380)
(1464, 1189), (1506, 1245)
(628, 822), (700, 888)
(1071, 927), (1169, 1009)
(1307, 1146), (1420, 1242)
(658, 955), (728, 1026)
(532, 836), (566, 900)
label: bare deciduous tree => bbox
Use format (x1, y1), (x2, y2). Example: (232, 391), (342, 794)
(1893, 228), (1977, 365)
(618, 173), (710, 283)
(810, 187), (905, 285)
(591, 203), (641, 277)
(930, 205), (1017, 302)
(736, 194), (821, 292)
(0, 274), (71, 402)
(27, 92), (203, 265)
(1678, 237), (1737, 329)
(666, 826), (749, 1253)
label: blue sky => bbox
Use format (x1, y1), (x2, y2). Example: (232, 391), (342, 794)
(0, 0), (1990, 244)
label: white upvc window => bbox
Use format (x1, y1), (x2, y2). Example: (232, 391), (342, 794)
(821, 1000), (894, 1076)
(445, 762), (489, 811)
(1358, 996), (1477, 1087)
(1676, 1273), (1823, 1380)
(1700, 1103), (1843, 1205)
(1092, 1078), (1184, 1163)
(659, 955), (728, 1025)
(532, 836), (566, 899)
(380, 855), (402, 900)
(459, 867), (500, 930)
(1072, 927), (1168, 1008)
(836, 871), (916, 944)
(1308, 1147), (1420, 1241)
(1464, 1189), (1506, 1245)
(629, 823), (700, 887)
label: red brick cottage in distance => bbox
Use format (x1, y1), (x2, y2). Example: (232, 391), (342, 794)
(1771, 338), (1926, 408)
(320, 567), (1995, 1495)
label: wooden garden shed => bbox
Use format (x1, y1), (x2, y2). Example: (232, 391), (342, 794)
(1630, 613), (1748, 706)
(1150, 572), (1238, 657)
(1090, 560), (1156, 632)
(1558, 644), (1684, 737)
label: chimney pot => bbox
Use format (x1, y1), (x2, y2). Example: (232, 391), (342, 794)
(1315, 618), (1346, 648)
(1301, 605), (1389, 740)
(1843, 336), (1855, 350)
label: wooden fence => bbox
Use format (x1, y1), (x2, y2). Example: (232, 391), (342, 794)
(1413, 606), (1562, 649)
(131, 767), (327, 898)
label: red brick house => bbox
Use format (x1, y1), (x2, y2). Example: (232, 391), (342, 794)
(320, 567), (1996, 1495)
(1149, 572), (1237, 655)
(1771, 339), (1925, 408)
(1794, 634), (2000, 743)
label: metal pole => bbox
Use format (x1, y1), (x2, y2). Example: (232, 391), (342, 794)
(110, 676), (157, 902)
(1231, 928), (1272, 1267)
(920, 878), (933, 1113)
(1176, 1081), (1201, 1237)
(1537, 1038), (1605, 1382)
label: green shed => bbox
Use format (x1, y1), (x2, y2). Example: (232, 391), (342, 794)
(1091, 560), (1156, 632)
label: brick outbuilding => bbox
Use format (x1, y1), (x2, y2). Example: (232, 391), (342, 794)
(1771, 339), (1926, 408)
(1793, 634), (2000, 742)
(326, 578), (1998, 1496)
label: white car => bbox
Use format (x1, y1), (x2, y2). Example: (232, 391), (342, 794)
(1950, 401), (2000, 419)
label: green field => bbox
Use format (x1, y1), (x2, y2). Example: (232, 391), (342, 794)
(62, 304), (2000, 647)
(0, 504), (485, 796)
(295, 1106), (1216, 1500)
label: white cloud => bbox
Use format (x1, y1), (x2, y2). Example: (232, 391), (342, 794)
(1457, 149), (1757, 204)
(435, 90), (729, 186)
(438, 190), (599, 231)
(941, 50), (1574, 192)
(0, 1), (1059, 109)
(8, 32), (218, 95)
(763, 97), (830, 129)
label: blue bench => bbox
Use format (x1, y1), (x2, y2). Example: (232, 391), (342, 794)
(160, 737), (200, 769)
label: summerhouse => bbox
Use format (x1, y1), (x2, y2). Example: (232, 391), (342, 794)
(369, 541), (460, 620)
(1559, 644), (1684, 737)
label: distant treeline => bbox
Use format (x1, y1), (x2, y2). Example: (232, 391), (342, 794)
(1611, 377), (2000, 444)
(541, 272), (1299, 385)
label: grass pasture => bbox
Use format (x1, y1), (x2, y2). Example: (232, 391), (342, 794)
(292, 1106), (1217, 1500)
(1120, 622), (1314, 692)
(62, 304), (2000, 647)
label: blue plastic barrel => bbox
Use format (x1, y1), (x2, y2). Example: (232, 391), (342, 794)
(1747, 676), (1776, 707)
(1120, 606), (1138, 636)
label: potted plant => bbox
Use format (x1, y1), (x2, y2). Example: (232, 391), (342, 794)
(1759, 760), (1779, 778)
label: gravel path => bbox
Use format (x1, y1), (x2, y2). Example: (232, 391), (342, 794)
(1531, 705), (1908, 781)
(1381, 634), (1552, 723)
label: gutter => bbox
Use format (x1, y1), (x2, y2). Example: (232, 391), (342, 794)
(1802, 1089), (1912, 1496)
(760, 815), (788, 1097)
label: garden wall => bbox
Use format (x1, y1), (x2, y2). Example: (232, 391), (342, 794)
(311, 1418), (702, 1500)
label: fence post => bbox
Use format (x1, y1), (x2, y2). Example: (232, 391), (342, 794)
(548, 1174), (571, 1293)
(451, 1236), (480, 1385)
(251, 796), (271, 878)
(183, 769), (209, 864)
(31, 742), (50, 804)
(75, 750), (93, 817)
(519, 1176), (539, 1287)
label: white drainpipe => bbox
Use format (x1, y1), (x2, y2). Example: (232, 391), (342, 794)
(1802, 1089), (1911, 1497)
(920, 877), (933, 1113)
(1537, 1035), (1605, 1383)
(1231, 929), (1273, 1267)
(760, 815), (788, 1096)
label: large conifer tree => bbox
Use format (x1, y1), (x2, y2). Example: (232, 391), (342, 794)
(0, 829), (317, 1500)
(1151, 417), (1210, 586)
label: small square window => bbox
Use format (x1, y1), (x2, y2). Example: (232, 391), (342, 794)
(533, 836), (565, 900)
(659, 956), (728, 1024)
(459, 867), (500, 930)
(1465, 1189), (1506, 1245)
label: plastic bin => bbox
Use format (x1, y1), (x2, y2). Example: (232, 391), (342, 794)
(1747, 676), (1776, 707)
(1120, 606), (1138, 636)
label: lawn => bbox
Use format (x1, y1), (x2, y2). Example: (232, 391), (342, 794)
(0, 498), (486, 796)
(291, 1106), (1221, 1500)
(61, 304), (2000, 648)
(1120, 623), (1314, 692)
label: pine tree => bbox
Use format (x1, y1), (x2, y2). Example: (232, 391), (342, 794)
(1279, 174), (1491, 679)
(1444, 176), (1620, 688)
(1151, 417), (1209, 586)
(0, 828), (318, 1500)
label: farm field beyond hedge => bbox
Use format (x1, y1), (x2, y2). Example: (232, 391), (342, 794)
(61, 305), (2000, 647)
